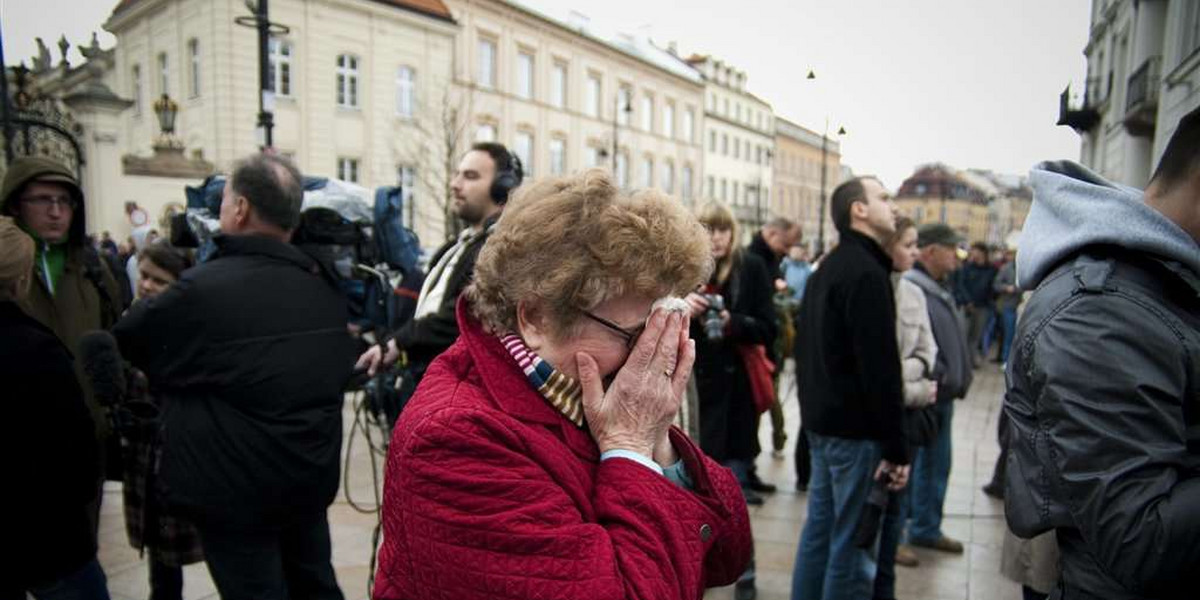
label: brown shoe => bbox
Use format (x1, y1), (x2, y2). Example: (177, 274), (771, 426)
(895, 544), (920, 567)
(910, 535), (964, 554)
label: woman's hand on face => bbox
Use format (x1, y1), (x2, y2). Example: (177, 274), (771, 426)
(577, 308), (695, 460)
(683, 292), (709, 318)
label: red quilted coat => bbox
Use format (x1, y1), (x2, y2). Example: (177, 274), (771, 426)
(374, 301), (753, 600)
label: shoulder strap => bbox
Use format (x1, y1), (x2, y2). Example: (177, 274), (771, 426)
(80, 246), (118, 326)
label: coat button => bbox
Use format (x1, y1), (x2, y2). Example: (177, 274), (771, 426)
(699, 524), (713, 542)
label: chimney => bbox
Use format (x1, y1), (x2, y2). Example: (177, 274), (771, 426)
(667, 41), (678, 56)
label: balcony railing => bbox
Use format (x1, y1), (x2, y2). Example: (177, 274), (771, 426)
(1057, 77), (1101, 132)
(1124, 55), (1161, 137)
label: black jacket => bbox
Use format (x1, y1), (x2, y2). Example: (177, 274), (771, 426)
(747, 232), (782, 277)
(907, 264), (973, 403)
(1005, 248), (1200, 599)
(113, 234), (357, 528)
(794, 230), (907, 464)
(954, 262), (997, 307)
(392, 220), (495, 366)
(1, 301), (98, 586)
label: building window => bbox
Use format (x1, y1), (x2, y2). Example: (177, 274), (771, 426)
(618, 85), (632, 126)
(663, 101), (675, 138)
(585, 73), (601, 117)
(338, 157), (359, 183)
(131, 64), (142, 115)
(187, 39), (200, 98)
(478, 37), (497, 88)
(550, 61), (567, 108)
(662, 161), (674, 194)
(516, 50), (534, 100)
(721, 178), (728, 201)
(641, 93), (653, 132)
(709, 130), (716, 152)
(395, 66), (416, 118)
(682, 165), (694, 200)
(723, 98), (729, 116)
(733, 137), (740, 159)
(616, 151), (629, 188)
(475, 123), (496, 142)
(642, 156), (654, 188)
(268, 38), (292, 96)
(549, 138), (566, 175)
(706, 176), (715, 198)
(514, 131), (534, 177)
(336, 54), (359, 108)
(683, 108), (695, 143)
(721, 134), (729, 156)
(157, 52), (169, 96)
(398, 164), (416, 225)
(733, 182), (740, 205)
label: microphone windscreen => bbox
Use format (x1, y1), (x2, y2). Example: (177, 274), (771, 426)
(78, 330), (127, 407)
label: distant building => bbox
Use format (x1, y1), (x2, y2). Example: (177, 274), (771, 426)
(684, 54), (774, 238)
(773, 116), (840, 253)
(1057, 0), (1200, 187)
(894, 164), (1031, 247)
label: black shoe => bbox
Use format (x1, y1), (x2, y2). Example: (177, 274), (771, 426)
(747, 473), (777, 493)
(734, 579), (757, 600)
(741, 487), (764, 506)
(982, 482), (1005, 499)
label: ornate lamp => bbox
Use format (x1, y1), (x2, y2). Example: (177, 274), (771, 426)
(152, 93), (182, 150)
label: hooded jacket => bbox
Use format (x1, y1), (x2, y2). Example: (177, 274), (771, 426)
(2, 157), (122, 438)
(1004, 161), (1200, 600)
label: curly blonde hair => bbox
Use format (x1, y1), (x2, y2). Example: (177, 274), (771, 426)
(468, 169), (712, 336)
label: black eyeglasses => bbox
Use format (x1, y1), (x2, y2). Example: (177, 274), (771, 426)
(22, 194), (78, 211)
(579, 310), (645, 350)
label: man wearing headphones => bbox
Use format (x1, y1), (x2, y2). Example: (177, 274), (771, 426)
(358, 142), (523, 391)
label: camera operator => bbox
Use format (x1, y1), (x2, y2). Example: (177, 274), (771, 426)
(356, 143), (523, 404)
(113, 153), (357, 600)
(686, 203), (778, 600)
(1, 215), (110, 599)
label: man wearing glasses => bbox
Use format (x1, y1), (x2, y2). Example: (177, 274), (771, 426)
(2, 156), (123, 531)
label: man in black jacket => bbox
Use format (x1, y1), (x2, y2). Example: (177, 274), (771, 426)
(1005, 107), (1200, 600)
(903, 224), (973, 555)
(114, 154), (356, 600)
(357, 143), (522, 394)
(790, 177), (909, 600)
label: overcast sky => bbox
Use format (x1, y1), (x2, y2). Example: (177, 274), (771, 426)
(2, 0), (1091, 188)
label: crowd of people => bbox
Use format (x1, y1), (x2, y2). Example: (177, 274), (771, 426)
(2, 104), (1198, 600)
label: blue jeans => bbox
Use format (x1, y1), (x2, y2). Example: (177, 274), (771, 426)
(28, 559), (111, 600)
(908, 401), (954, 543)
(790, 432), (880, 600)
(874, 487), (910, 600)
(998, 306), (1017, 363)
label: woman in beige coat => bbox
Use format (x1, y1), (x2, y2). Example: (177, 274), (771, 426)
(876, 216), (940, 599)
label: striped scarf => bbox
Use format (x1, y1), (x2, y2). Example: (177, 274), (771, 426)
(499, 333), (584, 427)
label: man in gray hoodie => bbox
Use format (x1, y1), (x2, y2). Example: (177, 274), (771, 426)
(1004, 106), (1200, 600)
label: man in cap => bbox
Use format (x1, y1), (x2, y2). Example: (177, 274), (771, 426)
(901, 223), (973, 555)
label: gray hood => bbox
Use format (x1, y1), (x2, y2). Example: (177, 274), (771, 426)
(1018, 160), (1200, 289)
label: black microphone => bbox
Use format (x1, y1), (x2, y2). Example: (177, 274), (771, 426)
(78, 330), (127, 409)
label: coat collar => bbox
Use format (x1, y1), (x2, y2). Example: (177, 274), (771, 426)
(454, 297), (600, 461)
(213, 234), (319, 271)
(841, 229), (894, 272)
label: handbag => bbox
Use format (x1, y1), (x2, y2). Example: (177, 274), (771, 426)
(903, 403), (940, 448)
(735, 343), (776, 414)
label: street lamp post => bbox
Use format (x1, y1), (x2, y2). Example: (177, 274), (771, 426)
(816, 118), (845, 252)
(235, 0), (289, 150)
(599, 90), (632, 184)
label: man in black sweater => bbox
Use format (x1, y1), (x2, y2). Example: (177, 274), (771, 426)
(790, 176), (909, 600)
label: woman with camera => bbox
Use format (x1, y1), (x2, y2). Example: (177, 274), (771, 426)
(686, 203), (778, 500)
(118, 241), (203, 600)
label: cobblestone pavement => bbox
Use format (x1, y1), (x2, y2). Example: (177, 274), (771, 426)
(96, 363), (1015, 600)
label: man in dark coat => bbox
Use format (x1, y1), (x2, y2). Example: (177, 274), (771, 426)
(790, 177), (910, 600)
(1, 215), (110, 600)
(1004, 107), (1200, 600)
(903, 224), (973, 555)
(357, 143), (523, 398)
(114, 154), (356, 600)
(954, 242), (996, 366)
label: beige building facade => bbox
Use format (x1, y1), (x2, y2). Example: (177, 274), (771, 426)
(685, 55), (773, 237)
(895, 164), (1031, 247)
(443, 0), (705, 206)
(773, 117), (841, 253)
(99, 0), (459, 244)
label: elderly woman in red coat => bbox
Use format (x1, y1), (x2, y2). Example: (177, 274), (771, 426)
(374, 169), (753, 600)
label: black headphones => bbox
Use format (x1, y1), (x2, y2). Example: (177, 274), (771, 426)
(489, 149), (525, 204)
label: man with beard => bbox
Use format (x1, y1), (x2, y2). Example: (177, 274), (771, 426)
(358, 143), (524, 394)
